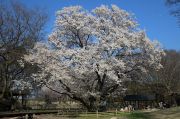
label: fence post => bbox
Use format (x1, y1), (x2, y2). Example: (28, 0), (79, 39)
(96, 110), (98, 118)
(86, 110), (87, 117)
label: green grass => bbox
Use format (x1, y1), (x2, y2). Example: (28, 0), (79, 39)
(55, 111), (149, 119)
(125, 112), (150, 119)
(146, 106), (180, 119)
(24, 107), (180, 119)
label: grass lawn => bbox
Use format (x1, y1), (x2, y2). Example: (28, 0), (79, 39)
(37, 111), (150, 119)
(40, 107), (180, 119)
(146, 106), (180, 119)
(74, 112), (149, 119)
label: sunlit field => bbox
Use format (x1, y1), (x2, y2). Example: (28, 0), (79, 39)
(30, 112), (149, 119)
(28, 107), (180, 119)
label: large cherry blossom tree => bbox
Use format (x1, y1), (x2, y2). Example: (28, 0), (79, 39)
(24, 5), (164, 111)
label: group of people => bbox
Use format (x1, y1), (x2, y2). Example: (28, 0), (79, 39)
(158, 101), (170, 109)
(120, 105), (134, 112)
(119, 101), (171, 112)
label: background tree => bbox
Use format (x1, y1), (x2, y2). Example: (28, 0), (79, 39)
(146, 50), (180, 106)
(166, 0), (180, 26)
(0, 1), (47, 110)
(124, 71), (147, 95)
(24, 5), (164, 111)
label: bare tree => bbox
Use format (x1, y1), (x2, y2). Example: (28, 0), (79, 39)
(147, 50), (180, 105)
(0, 1), (47, 110)
(166, 0), (180, 26)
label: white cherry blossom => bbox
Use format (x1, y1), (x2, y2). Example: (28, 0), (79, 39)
(24, 5), (164, 111)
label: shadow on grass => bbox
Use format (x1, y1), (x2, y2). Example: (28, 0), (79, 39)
(125, 112), (151, 119)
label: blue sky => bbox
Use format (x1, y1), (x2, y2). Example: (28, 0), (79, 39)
(13, 0), (180, 50)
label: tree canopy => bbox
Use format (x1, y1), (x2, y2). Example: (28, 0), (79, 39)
(24, 5), (164, 111)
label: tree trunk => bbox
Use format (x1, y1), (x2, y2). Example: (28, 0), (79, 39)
(171, 94), (177, 106)
(88, 96), (97, 111)
(78, 95), (108, 112)
(0, 78), (6, 99)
